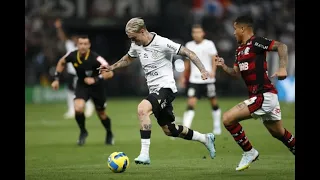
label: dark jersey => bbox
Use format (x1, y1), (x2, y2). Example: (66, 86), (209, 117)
(234, 36), (277, 97)
(64, 49), (109, 85)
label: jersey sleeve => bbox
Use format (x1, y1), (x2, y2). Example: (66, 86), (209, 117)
(127, 43), (138, 58)
(208, 41), (218, 56)
(164, 38), (182, 54)
(252, 37), (275, 53)
(63, 51), (73, 62)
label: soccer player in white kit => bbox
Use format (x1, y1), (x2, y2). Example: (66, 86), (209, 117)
(99, 17), (216, 165)
(54, 19), (95, 119)
(180, 24), (222, 135)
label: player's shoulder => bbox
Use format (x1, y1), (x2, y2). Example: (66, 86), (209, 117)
(65, 49), (77, 57)
(154, 33), (170, 44)
(203, 39), (215, 45)
(252, 36), (273, 42)
(185, 40), (194, 47)
(90, 50), (100, 58)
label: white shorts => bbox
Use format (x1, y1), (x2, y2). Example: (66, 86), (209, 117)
(243, 92), (281, 121)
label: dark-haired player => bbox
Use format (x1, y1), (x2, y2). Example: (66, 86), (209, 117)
(216, 15), (295, 171)
(181, 24), (222, 135)
(54, 19), (95, 119)
(51, 35), (115, 146)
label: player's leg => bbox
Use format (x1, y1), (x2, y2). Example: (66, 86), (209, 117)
(223, 96), (261, 171)
(74, 86), (90, 146)
(209, 97), (221, 135)
(261, 96), (295, 155)
(134, 99), (153, 165)
(90, 88), (114, 145)
(159, 105), (216, 159)
(207, 83), (222, 135)
(263, 120), (295, 155)
(84, 99), (95, 117)
(64, 74), (76, 119)
(182, 83), (199, 128)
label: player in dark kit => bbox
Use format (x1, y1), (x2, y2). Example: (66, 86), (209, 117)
(216, 15), (295, 171)
(51, 35), (115, 146)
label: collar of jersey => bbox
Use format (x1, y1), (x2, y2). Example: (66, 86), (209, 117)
(76, 49), (90, 64)
(143, 32), (157, 47)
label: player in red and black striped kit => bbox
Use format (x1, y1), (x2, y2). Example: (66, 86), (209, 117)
(216, 15), (295, 171)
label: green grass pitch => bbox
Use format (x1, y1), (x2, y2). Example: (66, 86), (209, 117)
(26, 97), (295, 180)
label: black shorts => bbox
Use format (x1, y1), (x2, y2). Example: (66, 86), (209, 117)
(187, 83), (217, 99)
(67, 74), (77, 91)
(145, 88), (177, 126)
(75, 83), (107, 110)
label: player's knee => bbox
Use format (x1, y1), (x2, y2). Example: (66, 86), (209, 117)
(74, 100), (85, 114)
(187, 97), (197, 107)
(222, 112), (234, 126)
(167, 123), (183, 137)
(137, 101), (152, 118)
(211, 104), (219, 111)
(186, 105), (194, 110)
(96, 110), (107, 119)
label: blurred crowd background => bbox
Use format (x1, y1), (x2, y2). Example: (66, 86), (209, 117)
(25, 0), (295, 103)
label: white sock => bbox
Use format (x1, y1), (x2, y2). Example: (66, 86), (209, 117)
(140, 139), (150, 156)
(66, 90), (75, 113)
(183, 110), (195, 128)
(191, 131), (206, 144)
(212, 109), (221, 130)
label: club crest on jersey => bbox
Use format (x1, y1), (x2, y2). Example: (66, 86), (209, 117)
(85, 70), (93, 76)
(151, 50), (160, 59)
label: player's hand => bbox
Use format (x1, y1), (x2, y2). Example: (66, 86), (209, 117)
(201, 70), (210, 80)
(51, 80), (60, 90)
(54, 19), (62, 28)
(84, 77), (96, 85)
(215, 56), (225, 67)
(271, 68), (287, 80)
(97, 64), (113, 73)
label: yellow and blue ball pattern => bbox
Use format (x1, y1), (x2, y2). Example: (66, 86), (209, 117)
(107, 152), (130, 173)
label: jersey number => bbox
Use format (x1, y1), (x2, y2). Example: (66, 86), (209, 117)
(239, 62), (249, 71)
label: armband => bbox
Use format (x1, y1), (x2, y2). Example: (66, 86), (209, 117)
(54, 72), (62, 81)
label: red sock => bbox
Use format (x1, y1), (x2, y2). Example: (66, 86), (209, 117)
(278, 129), (295, 155)
(225, 123), (252, 151)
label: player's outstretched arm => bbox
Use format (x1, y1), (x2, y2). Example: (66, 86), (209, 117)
(222, 65), (241, 78)
(216, 57), (241, 78)
(178, 46), (206, 72)
(99, 54), (135, 72)
(269, 41), (288, 70)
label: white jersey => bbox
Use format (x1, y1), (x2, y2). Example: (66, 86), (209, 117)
(127, 33), (181, 94)
(186, 39), (218, 84)
(65, 40), (78, 75)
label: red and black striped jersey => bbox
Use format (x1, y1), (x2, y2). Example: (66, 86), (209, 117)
(234, 36), (277, 97)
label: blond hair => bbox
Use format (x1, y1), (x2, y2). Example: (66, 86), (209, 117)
(125, 17), (146, 34)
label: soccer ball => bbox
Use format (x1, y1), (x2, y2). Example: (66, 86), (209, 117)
(107, 152), (130, 173)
